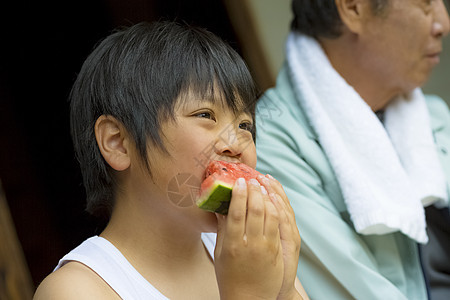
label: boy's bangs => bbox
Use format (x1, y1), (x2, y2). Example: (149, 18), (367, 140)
(176, 54), (258, 116)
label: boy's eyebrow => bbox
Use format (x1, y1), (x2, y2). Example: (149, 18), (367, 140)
(179, 99), (252, 120)
(240, 112), (254, 122)
(176, 87), (255, 116)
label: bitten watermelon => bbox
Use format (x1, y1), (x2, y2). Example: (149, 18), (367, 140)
(196, 161), (263, 214)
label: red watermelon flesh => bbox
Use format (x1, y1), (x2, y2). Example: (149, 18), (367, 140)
(196, 161), (263, 214)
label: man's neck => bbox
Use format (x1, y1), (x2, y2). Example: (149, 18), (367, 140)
(318, 34), (401, 111)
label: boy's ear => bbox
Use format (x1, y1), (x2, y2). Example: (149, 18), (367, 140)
(95, 115), (131, 171)
(335, 0), (371, 34)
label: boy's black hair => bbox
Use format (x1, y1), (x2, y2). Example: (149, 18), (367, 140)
(291, 0), (389, 38)
(70, 21), (258, 219)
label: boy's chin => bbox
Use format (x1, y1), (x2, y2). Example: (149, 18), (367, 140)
(200, 210), (219, 233)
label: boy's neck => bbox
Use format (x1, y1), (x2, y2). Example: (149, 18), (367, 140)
(100, 199), (207, 265)
(100, 204), (219, 299)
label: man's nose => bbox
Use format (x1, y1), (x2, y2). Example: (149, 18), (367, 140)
(432, 0), (450, 38)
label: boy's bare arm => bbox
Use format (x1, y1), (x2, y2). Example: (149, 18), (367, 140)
(33, 262), (120, 300)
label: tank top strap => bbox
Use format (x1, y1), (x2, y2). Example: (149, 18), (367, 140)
(55, 236), (168, 299)
(54, 233), (217, 299)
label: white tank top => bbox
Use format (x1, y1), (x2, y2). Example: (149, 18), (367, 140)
(54, 233), (217, 299)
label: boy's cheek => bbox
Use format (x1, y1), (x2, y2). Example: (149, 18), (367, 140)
(243, 144), (257, 169)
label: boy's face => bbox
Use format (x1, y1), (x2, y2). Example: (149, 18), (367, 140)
(138, 93), (257, 232)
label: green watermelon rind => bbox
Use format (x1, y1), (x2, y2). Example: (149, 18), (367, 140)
(196, 180), (234, 214)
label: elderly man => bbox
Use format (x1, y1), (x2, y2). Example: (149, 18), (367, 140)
(256, 0), (450, 299)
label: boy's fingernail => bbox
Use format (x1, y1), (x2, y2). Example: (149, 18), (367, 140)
(249, 178), (260, 186)
(260, 176), (270, 185)
(236, 177), (246, 188)
(266, 174), (275, 180)
(260, 186), (268, 195)
(269, 193), (278, 203)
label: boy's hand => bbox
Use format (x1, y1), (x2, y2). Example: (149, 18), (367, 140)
(214, 178), (284, 300)
(259, 175), (302, 300)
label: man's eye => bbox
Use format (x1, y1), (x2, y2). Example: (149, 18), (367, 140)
(239, 122), (254, 132)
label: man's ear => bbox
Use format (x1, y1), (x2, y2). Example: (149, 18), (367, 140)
(95, 115), (131, 171)
(335, 0), (371, 34)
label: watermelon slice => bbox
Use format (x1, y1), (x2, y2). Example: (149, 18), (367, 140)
(196, 161), (263, 214)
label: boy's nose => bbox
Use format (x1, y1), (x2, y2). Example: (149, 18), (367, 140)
(214, 130), (243, 158)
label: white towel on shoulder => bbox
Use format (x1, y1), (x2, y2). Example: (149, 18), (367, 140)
(286, 32), (447, 244)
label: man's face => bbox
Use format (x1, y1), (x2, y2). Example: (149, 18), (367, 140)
(358, 0), (449, 93)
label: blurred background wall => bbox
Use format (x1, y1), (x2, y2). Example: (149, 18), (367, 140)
(1, 0), (449, 296)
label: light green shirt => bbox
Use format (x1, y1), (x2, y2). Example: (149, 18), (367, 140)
(255, 66), (450, 300)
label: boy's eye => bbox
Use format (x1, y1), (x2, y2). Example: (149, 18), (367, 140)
(239, 122), (253, 132)
(195, 111), (215, 120)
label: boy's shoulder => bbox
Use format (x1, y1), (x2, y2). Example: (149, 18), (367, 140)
(33, 261), (119, 300)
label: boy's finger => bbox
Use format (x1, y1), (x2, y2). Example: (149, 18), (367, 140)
(275, 190), (297, 231)
(271, 193), (301, 249)
(265, 174), (295, 217)
(270, 193), (291, 240)
(245, 179), (265, 238)
(264, 199), (280, 242)
(258, 175), (296, 227)
(225, 178), (247, 239)
(257, 175), (275, 196)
